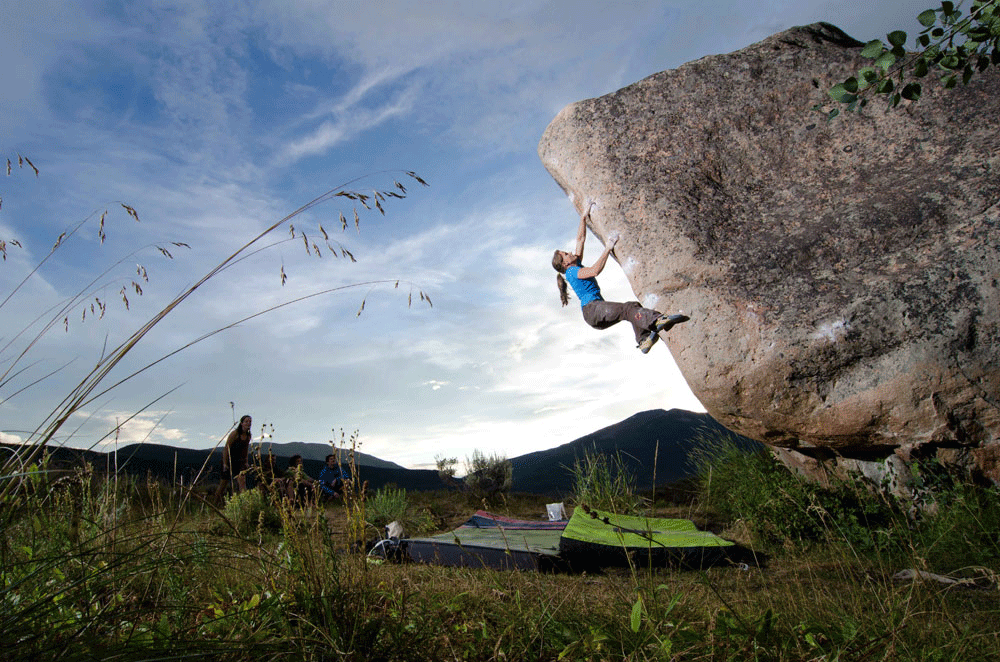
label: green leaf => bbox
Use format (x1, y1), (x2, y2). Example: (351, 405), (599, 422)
(941, 2), (955, 16)
(860, 39), (885, 58)
(842, 76), (859, 93)
(826, 108), (840, 121)
(943, 74), (958, 88)
(876, 79), (895, 93)
(914, 58), (929, 77)
(917, 33), (931, 47)
(967, 26), (991, 41)
(875, 51), (897, 71)
(890, 92), (902, 107)
(887, 30), (908, 47)
(901, 82), (922, 101)
(963, 64), (975, 84)
(918, 9), (938, 27)
(940, 54), (961, 69)
(630, 597), (643, 633)
(828, 83), (858, 103)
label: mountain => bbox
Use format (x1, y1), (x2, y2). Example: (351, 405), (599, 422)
(6, 442), (440, 492)
(115, 441), (405, 470)
(4, 409), (760, 495)
(508, 409), (761, 496)
(260, 442), (404, 469)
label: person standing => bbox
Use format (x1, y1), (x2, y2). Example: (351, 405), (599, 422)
(214, 414), (252, 503)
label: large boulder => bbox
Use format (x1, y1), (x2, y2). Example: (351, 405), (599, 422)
(538, 23), (1000, 482)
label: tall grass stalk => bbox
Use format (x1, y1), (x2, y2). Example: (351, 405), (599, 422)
(568, 449), (647, 515)
(1, 168), (429, 506)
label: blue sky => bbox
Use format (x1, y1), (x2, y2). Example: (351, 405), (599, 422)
(1, 0), (930, 469)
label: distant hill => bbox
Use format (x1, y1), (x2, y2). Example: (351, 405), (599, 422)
(3, 409), (761, 495)
(2, 442), (441, 492)
(116, 441), (404, 470)
(255, 442), (405, 469)
(509, 409), (762, 496)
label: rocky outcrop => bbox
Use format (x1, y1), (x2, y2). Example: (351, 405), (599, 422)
(538, 23), (1000, 482)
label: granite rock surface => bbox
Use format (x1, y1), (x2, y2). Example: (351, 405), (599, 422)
(539, 23), (1000, 480)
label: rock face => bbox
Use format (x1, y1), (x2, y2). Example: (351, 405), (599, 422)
(538, 23), (1000, 482)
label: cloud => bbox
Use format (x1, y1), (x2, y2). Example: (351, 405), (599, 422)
(279, 77), (421, 163)
(73, 409), (189, 448)
(0, 431), (24, 445)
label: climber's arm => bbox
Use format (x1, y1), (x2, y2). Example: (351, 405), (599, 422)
(577, 233), (618, 280)
(574, 204), (592, 258)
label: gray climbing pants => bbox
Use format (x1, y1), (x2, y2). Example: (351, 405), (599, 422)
(581, 300), (661, 343)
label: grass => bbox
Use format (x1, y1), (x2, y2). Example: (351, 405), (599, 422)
(2, 447), (999, 661)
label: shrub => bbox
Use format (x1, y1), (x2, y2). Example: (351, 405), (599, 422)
(905, 467), (1000, 570)
(568, 451), (647, 515)
(366, 486), (410, 530)
(365, 485), (436, 537)
(435, 455), (459, 487)
(691, 433), (1000, 568)
(222, 488), (281, 534)
(691, 434), (901, 551)
(463, 450), (512, 502)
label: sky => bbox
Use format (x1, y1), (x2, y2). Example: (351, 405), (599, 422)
(1, 0), (931, 470)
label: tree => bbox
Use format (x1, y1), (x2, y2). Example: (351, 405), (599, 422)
(463, 449), (512, 502)
(825, 0), (999, 116)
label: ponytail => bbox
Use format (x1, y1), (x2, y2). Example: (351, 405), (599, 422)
(552, 250), (571, 307)
(556, 274), (570, 307)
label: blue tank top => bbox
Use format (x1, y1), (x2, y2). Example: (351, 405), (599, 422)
(565, 265), (603, 307)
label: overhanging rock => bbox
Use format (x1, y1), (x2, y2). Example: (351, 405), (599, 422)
(539, 23), (1000, 480)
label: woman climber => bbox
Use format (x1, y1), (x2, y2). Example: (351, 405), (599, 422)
(552, 202), (688, 353)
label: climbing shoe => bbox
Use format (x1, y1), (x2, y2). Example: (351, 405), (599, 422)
(638, 332), (660, 354)
(654, 313), (690, 333)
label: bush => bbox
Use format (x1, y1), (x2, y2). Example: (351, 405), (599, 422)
(435, 455), (458, 487)
(905, 465), (1000, 569)
(364, 485), (436, 537)
(691, 434), (1000, 569)
(222, 488), (281, 535)
(692, 434), (900, 551)
(366, 486), (409, 529)
(463, 450), (512, 502)
(568, 451), (647, 515)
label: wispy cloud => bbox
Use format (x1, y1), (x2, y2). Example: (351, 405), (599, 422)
(279, 81), (420, 163)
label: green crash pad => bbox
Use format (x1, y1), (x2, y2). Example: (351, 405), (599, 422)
(558, 507), (734, 569)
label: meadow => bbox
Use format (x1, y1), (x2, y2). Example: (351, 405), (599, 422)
(2, 441), (998, 662)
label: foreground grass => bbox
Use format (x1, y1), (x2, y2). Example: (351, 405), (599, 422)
(2, 467), (998, 662)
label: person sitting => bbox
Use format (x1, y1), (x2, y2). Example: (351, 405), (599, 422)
(254, 452), (286, 498)
(283, 454), (317, 505)
(318, 453), (351, 499)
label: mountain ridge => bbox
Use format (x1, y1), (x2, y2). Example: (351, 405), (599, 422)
(9, 409), (760, 495)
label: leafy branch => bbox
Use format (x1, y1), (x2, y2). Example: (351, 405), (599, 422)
(822, 0), (999, 117)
